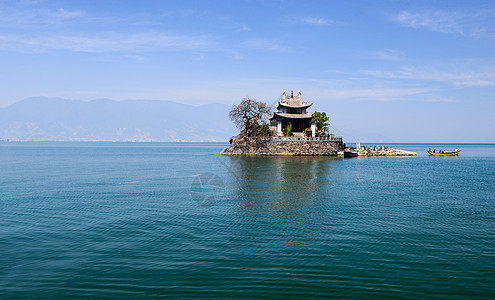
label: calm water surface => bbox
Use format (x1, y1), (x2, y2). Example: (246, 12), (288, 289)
(0, 142), (494, 298)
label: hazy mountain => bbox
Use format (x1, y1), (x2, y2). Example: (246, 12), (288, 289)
(0, 97), (237, 142)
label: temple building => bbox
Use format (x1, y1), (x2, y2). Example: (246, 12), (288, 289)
(268, 90), (316, 137)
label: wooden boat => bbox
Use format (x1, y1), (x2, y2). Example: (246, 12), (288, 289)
(344, 150), (358, 158)
(428, 150), (460, 156)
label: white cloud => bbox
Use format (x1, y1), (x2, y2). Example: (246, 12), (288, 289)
(54, 8), (84, 19)
(394, 11), (462, 34)
(319, 87), (431, 101)
(161, 9), (195, 18)
(183, 76), (433, 102)
(0, 32), (214, 53)
(74, 90), (100, 95)
(301, 17), (331, 25)
(124, 54), (145, 62)
(240, 25), (251, 31)
(0, 7), (85, 28)
(240, 38), (288, 52)
(368, 49), (405, 61)
(361, 67), (495, 87)
(392, 10), (495, 38)
(136, 81), (430, 103)
(456, 80), (495, 87)
(0, 32), (295, 55)
(231, 51), (245, 60)
(427, 96), (454, 103)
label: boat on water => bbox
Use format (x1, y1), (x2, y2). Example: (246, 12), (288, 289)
(428, 149), (460, 156)
(344, 150), (358, 158)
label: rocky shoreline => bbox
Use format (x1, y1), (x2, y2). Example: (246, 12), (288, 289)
(349, 145), (417, 156)
(220, 135), (417, 156)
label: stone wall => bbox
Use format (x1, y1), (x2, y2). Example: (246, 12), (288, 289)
(220, 136), (344, 155)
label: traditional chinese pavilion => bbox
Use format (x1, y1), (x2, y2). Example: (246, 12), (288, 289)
(268, 90), (316, 137)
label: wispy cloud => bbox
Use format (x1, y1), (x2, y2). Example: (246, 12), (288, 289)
(392, 10), (495, 38)
(0, 32), (214, 53)
(240, 25), (251, 31)
(222, 76), (433, 102)
(74, 90), (101, 96)
(368, 49), (405, 61)
(361, 66), (495, 87)
(239, 38), (288, 52)
(427, 96), (454, 103)
(93, 54), (146, 63)
(0, 31), (292, 55)
(0, 7), (85, 28)
(129, 76), (435, 103)
(321, 87), (431, 101)
(161, 9), (196, 18)
(54, 8), (84, 19)
(301, 17), (331, 26)
(230, 51), (245, 60)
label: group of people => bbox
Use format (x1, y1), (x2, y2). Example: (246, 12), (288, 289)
(429, 147), (459, 153)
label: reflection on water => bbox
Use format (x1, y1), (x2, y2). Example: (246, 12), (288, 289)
(223, 156), (343, 251)
(228, 156), (341, 202)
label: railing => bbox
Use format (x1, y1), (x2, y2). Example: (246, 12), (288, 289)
(248, 136), (343, 142)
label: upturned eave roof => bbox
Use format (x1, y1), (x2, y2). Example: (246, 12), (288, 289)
(269, 112), (313, 119)
(274, 101), (313, 109)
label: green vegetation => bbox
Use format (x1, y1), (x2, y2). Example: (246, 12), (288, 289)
(311, 111), (330, 135)
(282, 122), (293, 136)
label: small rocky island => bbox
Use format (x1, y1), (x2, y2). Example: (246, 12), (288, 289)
(220, 90), (416, 156)
(350, 144), (417, 156)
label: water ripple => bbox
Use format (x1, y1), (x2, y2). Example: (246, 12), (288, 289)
(0, 143), (494, 298)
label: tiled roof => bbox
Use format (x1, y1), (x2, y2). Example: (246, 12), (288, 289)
(271, 112), (313, 119)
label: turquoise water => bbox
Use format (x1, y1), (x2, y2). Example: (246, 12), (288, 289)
(0, 142), (494, 299)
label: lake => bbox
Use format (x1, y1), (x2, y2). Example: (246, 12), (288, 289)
(0, 142), (494, 298)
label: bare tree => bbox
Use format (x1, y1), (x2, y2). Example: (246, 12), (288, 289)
(229, 97), (271, 136)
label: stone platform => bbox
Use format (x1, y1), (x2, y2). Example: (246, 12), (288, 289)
(220, 135), (344, 155)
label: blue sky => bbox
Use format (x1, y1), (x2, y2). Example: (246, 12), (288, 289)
(0, 0), (494, 142)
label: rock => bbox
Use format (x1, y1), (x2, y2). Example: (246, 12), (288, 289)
(351, 145), (416, 156)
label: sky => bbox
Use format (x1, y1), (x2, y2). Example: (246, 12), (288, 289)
(0, 0), (494, 142)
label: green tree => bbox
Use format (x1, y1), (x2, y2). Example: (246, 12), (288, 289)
(311, 111), (330, 135)
(229, 97), (271, 136)
(282, 122), (293, 136)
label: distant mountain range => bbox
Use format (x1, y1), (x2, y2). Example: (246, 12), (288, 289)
(0, 97), (237, 142)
